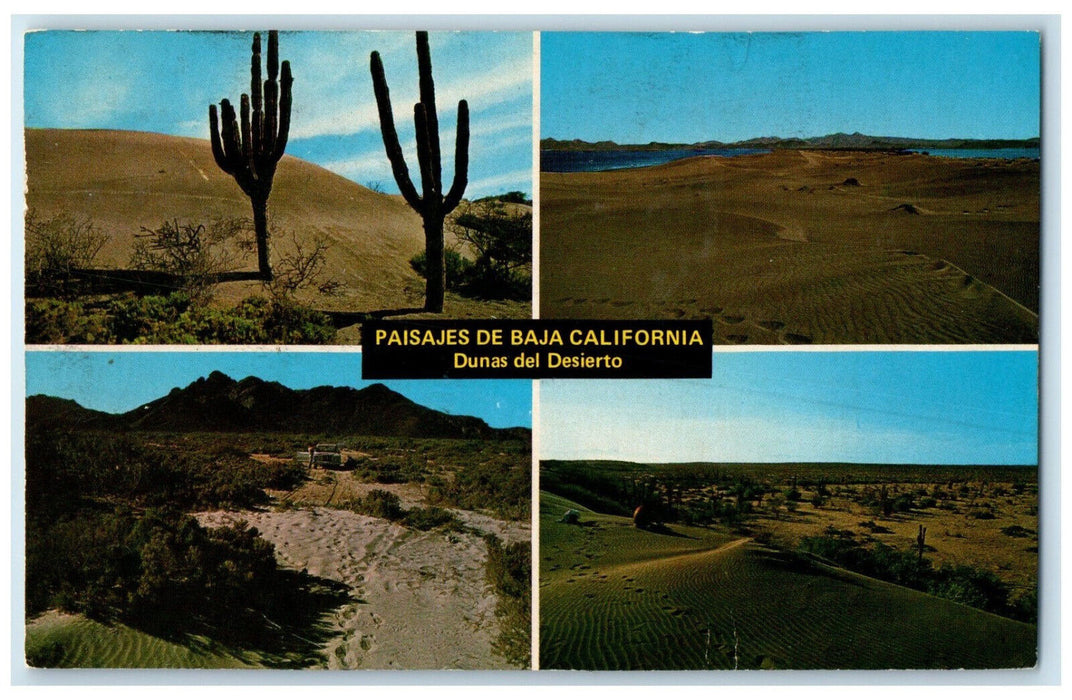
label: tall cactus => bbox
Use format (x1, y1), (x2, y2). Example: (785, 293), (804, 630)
(209, 31), (293, 281)
(371, 31), (469, 313)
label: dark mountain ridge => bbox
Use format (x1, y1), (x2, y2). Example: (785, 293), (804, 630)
(27, 372), (528, 440)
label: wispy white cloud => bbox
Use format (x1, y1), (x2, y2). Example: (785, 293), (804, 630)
(290, 53), (531, 140)
(46, 77), (131, 129)
(319, 151), (390, 181)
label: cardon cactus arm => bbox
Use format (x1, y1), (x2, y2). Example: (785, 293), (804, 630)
(370, 51), (423, 210)
(273, 61), (293, 160)
(208, 104), (231, 175)
(414, 103), (436, 204)
(443, 100), (470, 214)
(415, 31), (443, 194)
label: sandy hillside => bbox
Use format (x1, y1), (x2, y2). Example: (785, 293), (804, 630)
(24, 128), (529, 327)
(541, 150), (1039, 344)
(539, 493), (1036, 670)
(197, 505), (529, 670)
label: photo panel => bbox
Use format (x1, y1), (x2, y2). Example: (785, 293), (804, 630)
(24, 30), (534, 345)
(23, 350), (532, 669)
(539, 31), (1040, 345)
(538, 350), (1038, 670)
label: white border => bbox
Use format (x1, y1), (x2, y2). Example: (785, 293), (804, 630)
(8, 12), (1063, 689)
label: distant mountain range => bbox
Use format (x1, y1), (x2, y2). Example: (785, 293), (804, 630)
(27, 371), (528, 440)
(541, 132), (1041, 152)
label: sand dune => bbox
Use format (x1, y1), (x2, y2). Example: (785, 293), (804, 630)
(25, 128), (529, 328)
(539, 493), (1036, 670)
(541, 150), (1039, 344)
(198, 506), (528, 670)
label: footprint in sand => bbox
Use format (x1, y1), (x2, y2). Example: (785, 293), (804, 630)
(724, 334), (749, 344)
(783, 333), (813, 345)
(701, 307), (724, 315)
(758, 320), (785, 332)
(720, 314), (745, 324)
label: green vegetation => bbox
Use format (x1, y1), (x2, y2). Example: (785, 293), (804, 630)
(26, 293), (336, 344)
(25, 209), (107, 298)
(130, 218), (251, 303)
(339, 489), (464, 532)
(798, 527), (1035, 623)
(347, 437), (531, 521)
(477, 191), (531, 206)
(484, 534), (530, 667)
(409, 199), (532, 302)
(25, 427), (346, 667)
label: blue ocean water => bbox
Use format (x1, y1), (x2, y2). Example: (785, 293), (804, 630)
(909, 148), (1040, 160)
(540, 148), (771, 173)
(541, 147), (1040, 173)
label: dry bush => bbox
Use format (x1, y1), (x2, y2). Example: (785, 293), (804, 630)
(130, 217), (252, 302)
(25, 209), (107, 297)
(263, 232), (342, 300)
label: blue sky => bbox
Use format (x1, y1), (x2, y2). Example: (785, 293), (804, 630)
(540, 351), (1038, 465)
(24, 30), (533, 199)
(542, 32), (1040, 143)
(25, 351), (532, 429)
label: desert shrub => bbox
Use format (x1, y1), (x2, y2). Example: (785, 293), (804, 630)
(1000, 525), (1034, 538)
(426, 452), (531, 521)
(479, 191), (531, 205)
(25, 298), (113, 343)
(452, 202), (532, 301)
(892, 494), (915, 513)
(130, 218), (250, 302)
(249, 297), (337, 344)
(409, 249), (474, 292)
(798, 531), (1026, 621)
(402, 506), (463, 532)
(264, 233), (342, 300)
(929, 563), (1010, 615)
(25, 293), (336, 345)
(342, 492), (462, 532)
(356, 459), (426, 485)
(25, 209), (108, 298)
(1010, 588), (1038, 623)
(409, 201), (532, 301)
(484, 534), (530, 667)
(25, 640), (66, 668)
(24, 429), (295, 516)
(345, 489), (406, 521)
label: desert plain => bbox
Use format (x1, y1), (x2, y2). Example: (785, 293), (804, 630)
(541, 150), (1039, 344)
